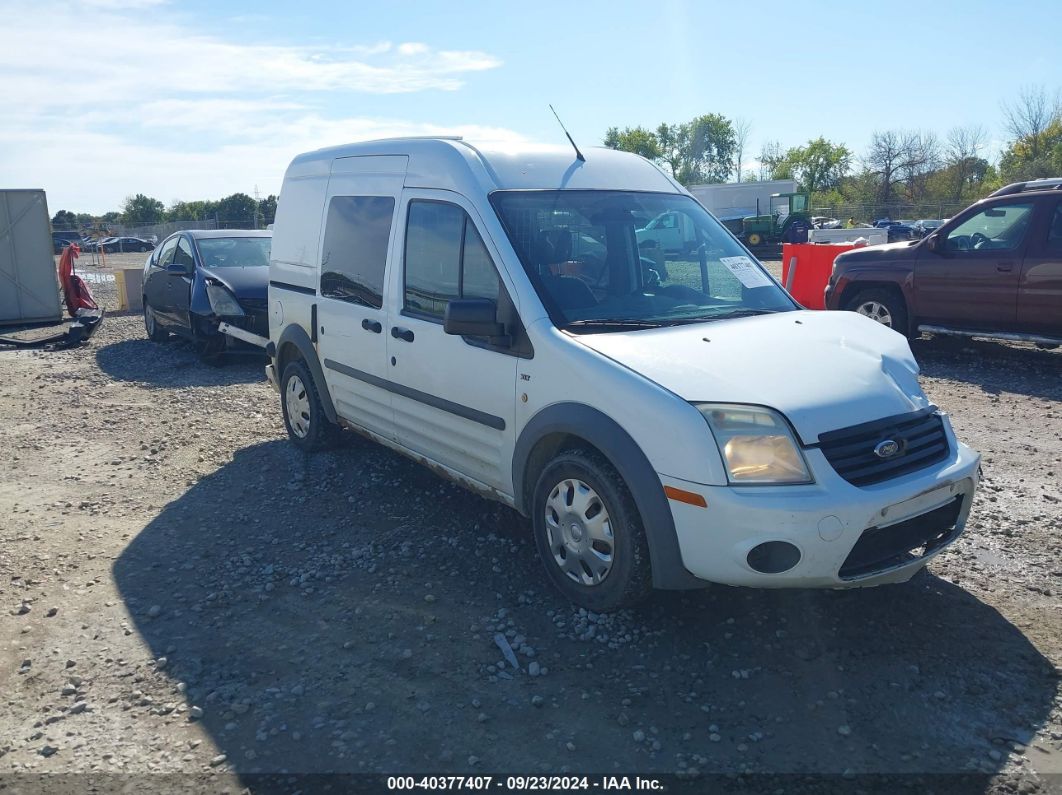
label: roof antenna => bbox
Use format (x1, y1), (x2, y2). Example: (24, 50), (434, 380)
(549, 104), (585, 162)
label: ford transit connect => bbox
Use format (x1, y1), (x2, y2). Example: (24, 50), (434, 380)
(267, 138), (980, 611)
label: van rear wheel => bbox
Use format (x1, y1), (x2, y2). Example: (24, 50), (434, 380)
(281, 359), (341, 452)
(531, 449), (652, 611)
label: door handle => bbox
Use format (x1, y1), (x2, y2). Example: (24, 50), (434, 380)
(391, 326), (415, 342)
(997, 262), (1014, 272)
(361, 318), (382, 334)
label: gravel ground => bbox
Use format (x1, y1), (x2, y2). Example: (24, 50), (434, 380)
(1, 255), (1060, 793)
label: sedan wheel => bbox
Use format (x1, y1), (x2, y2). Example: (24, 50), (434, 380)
(144, 304), (168, 342)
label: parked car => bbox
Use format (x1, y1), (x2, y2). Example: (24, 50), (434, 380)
(825, 178), (1062, 347)
(266, 138), (980, 611)
(913, 219), (945, 237)
(142, 229), (272, 361)
(98, 236), (154, 253)
(811, 216), (842, 229)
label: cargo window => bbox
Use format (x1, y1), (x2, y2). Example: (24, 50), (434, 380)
(320, 196), (395, 309)
(404, 201), (500, 319)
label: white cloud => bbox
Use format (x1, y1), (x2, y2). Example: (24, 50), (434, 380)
(0, 0), (515, 213)
(0, 4), (501, 116)
(0, 115), (534, 212)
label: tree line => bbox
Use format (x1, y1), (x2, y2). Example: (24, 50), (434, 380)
(53, 86), (1060, 229)
(51, 192), (278, 232)
(605, 85), (1061, 218)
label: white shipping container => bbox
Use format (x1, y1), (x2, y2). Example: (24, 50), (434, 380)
(0, 189), (63, 325)
(687, 180), (798, 221)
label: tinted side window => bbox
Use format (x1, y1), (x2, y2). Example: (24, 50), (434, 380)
(404, 201), (500, 319)
(320, 196), (395, 309)
(174, 237), (195, 267)
(1048, 202), (1062, 251)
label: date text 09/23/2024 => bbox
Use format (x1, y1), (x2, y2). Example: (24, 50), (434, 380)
(386, 776), (664, 791)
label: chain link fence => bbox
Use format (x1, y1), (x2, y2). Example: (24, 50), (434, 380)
(49, 217), (262, 241)
(812, 201), (972, 224)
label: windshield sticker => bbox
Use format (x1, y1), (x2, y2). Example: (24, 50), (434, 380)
(719, 256), (773, 288)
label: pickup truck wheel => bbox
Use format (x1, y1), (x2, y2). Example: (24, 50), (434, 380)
(281, 359), (341, 452)
(531, 450), (652, 611)
(846, 288), (909, 335)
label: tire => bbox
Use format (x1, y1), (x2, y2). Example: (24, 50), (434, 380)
(531, 449), (652, 611)
(280, 359), (342, 452)
(845, 287), (910, 336)
(745, 232), (764, 247)
(143, 303), (169, 342)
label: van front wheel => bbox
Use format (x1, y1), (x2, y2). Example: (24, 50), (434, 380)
(531, 450), (652, 611)
(281, 359), (341, 452)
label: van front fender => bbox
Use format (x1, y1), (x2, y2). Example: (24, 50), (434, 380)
(513, 402), (702, 590)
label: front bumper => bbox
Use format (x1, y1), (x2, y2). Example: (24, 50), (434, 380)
(660, 428), (980, 588)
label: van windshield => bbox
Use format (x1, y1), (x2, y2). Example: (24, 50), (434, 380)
(490, 191), (795, 331)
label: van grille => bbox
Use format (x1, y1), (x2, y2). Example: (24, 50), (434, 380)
(818, 408), (949, 487)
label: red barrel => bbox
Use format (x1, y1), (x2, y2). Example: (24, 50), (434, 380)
(781, 243), (858, 310)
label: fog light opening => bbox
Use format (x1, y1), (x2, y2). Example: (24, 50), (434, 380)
(747, 541), (801, 574)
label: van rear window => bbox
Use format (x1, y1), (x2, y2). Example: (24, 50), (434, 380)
(320, 196), (395, 309)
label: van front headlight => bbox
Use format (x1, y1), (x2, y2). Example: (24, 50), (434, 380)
(696, 404), (813, 485)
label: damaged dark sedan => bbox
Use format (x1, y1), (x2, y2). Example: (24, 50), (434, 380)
(142, 229), (271, 362)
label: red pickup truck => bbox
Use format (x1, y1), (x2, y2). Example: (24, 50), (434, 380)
(824, 179), (1062, 347)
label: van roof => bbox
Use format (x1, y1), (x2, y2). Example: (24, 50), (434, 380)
(285, 137), (683, 195)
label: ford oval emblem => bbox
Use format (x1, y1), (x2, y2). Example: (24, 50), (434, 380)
(874, 439), (900, 459)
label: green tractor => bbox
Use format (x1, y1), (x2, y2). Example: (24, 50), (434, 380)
(740, 192), (812, 247)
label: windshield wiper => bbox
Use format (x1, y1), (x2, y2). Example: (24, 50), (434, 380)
(565, 318), (664, 330)
(704, 308), (786, 321)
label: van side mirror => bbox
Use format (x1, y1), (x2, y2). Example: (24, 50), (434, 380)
(444, 298), (507, 342)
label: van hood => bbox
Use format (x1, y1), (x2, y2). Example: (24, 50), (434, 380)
(573, 310), (930, 444)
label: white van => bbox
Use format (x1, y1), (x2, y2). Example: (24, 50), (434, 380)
(266, 138), (980, 611)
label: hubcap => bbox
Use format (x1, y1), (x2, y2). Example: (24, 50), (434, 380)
(856, 300), (893, 327)
(285, 375), (311, 438)
(544, 478), (614, 586)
